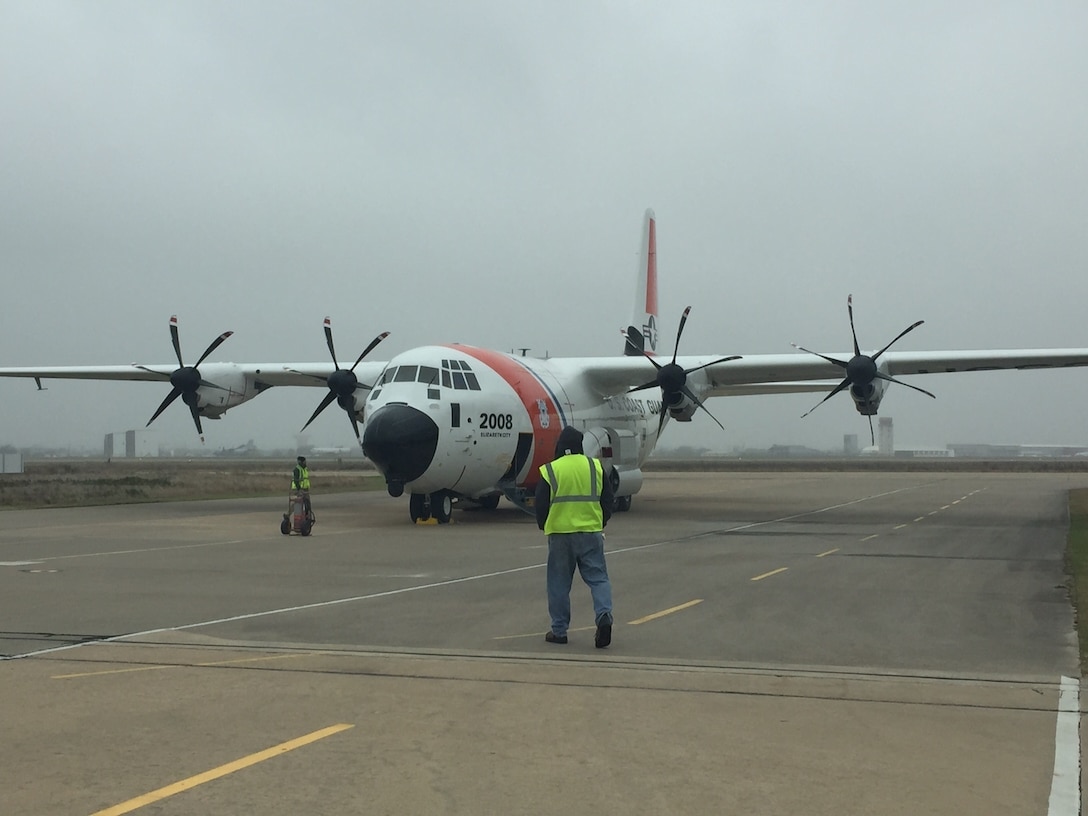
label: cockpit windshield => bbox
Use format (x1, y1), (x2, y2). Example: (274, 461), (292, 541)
(376, 360), (481, 391)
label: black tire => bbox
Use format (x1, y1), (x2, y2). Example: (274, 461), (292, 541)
(300, 520), (312, 536)
(431, 491), (453, 524)
(616, 495), (632, 512)
(280, 518), (291, 535)
(409, 493), (428, 522)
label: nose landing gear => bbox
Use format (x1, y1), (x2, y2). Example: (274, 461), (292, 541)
(409, 491), (453, 524)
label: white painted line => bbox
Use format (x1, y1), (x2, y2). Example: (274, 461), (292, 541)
(2, 482), (937, 661)
(1047, 675), (1080, 816)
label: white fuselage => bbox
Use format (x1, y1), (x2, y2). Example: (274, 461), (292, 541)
(361, 344), (664, 500)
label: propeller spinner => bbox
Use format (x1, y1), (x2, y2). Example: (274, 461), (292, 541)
(792, 294), (935, 445)
(625, 306), (740, 435)
(139, 315), (233, 442)
(300, 317), (389, 440)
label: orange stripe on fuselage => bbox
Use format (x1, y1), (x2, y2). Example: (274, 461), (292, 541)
(448, 345), (563, 486)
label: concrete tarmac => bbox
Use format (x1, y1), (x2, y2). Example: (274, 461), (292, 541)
(1, 470), (1084, 815)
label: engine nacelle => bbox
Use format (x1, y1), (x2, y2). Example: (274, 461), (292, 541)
(609, 466), (643, 498)
(664, 390), (698, 422)
(582, 426), (643, 497)
(194, 369), (253, 418)
(849, 376), (888, 416)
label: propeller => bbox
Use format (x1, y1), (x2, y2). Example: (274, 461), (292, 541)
(300, 317), (390, 440)
(792, 294), (935, 445)
(138, 315), (233, 442)
(625, 306), (740, 435)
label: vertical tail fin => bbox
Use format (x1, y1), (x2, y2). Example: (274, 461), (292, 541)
(623, 208), (660, 356)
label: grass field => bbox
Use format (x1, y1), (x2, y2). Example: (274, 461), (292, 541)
(0, 457), (384, 509)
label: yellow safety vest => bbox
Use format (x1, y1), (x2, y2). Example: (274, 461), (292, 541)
(293, 465), (310, 490)
(539, 454), (604, 535)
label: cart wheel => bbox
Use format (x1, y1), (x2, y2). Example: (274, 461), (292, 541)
(280, 517), (291, 535)
(300, 520), (312, 536)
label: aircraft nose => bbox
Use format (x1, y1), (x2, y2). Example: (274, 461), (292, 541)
(362, 403), (439, 495)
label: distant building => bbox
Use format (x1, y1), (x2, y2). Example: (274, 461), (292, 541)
(878, 417), (893, 455)
(948, 443), (1088, 458)
(104, 430), (157, 458)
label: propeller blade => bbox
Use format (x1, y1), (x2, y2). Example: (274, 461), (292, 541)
(847, 295), (862, 356)
(301, 391), (338, 432)
(871, 320), (925, 361)
(655, 400), (669, 438)
(681, 384), (725, 431)
(324, 317), (340, 368)
(194, 330), (234, 367)
(147, 387), (182, 426)
(875, 371), (936, 399)
(868, 416), (875, 447)
(169, 316), (184, 367)
(800, 378), (851, 418)
(351, 331), (391, 372)
(791, 343), (849, 369)
(671, 306), (692, 364)
(187, 400), (205, 441)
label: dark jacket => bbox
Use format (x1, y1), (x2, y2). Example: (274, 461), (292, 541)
(535, 426), (615, 530)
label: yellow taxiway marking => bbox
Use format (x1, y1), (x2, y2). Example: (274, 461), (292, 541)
(54, 653), (315, 680)
(750, 567), (788, 582)
(894, 524), (908, 530)
(492, 625), (596, 641)
(861, 534), (879, 542)
(627, 599), (703, 625)
(815, 548), (839, 558)
(914, 516), (926, 522)
(90, 723), (354, 816)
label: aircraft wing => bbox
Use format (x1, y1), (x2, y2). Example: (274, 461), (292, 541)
(0, 362), (389, 388)
(573, 348), (1088, 400)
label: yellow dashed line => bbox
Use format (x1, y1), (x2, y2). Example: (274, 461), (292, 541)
(750, 567), (788, 582)
(815, 548), (838, 558)
(628, 599), (703, 625)
(90, 723), (354, 815)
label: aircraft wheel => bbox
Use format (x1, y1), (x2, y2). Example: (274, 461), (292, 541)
(476, 494), (500, 510)
(409, 493), (428, 522)
(432, 491), (453, 524)
(616, 495), (632, 512)
(280, 517), (291, 535)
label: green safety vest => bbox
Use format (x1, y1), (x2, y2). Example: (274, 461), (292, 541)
(292, 465), (310, 490)
(539, 454), (604, 535)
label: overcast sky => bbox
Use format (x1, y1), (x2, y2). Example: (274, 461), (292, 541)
(2, 1), (1087, 454)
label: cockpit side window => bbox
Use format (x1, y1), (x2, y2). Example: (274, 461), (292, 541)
(380, 366), (398, 385)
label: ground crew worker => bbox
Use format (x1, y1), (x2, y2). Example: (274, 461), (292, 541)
(292, 455), (312, 516)
(534, 425), (615, 648)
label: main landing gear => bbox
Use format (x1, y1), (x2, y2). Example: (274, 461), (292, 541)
(409, 491), (453, 524)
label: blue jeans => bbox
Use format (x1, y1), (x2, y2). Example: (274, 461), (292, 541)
(546, 531), (612, 637)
